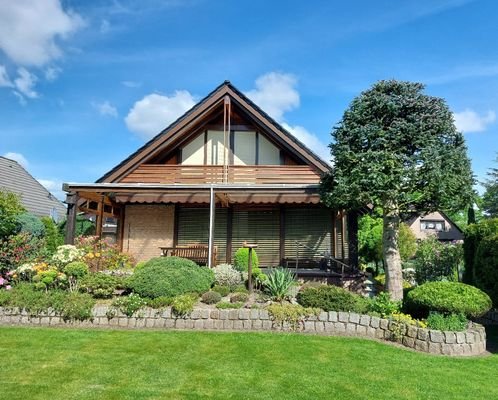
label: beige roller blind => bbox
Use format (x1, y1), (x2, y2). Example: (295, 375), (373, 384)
(233, 131), (256, 165)
(258, 134), (280, 165)
(206, 130), (227, 165)
(181, 134), (205, 165)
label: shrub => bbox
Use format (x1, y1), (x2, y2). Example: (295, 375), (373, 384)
(0, 232), (43, 272)
(75, 236), (135, 272)
(0, 189), (25, 238)
(297, 285), (369, 313)
(374, 274), (413, 290)
(52, 245), (84, 267)
(426, 312), (467, 332)
(126, 257), (214, 299)
(146, 296), (173, 309)
(31, 262), (67, 291)
(267, 303), (320, 331)
(201, 291), (222, 304)
(171, 294), (197, 317)
(41, 217), (63, 255)
(111, 293), (147, 317)
(79, 273), (118, 299)
(57, 292), (95, 322)
(474, 234), (498, 306)
(233, 248), (259, 273)
(216, 301), (243, 309)
(264, 268), (296, 301)
(16, 213), (45, 238)
(212, 285), (230, 297)
(230, 292), (249, 303)
(368, 292), (401, 317)
(64, 261), (89, 292)
(405, 281), (492, 318)
(463, 218), (498, 284)
(414, 237), (462, 284)
(233, 285), (249, 294)
(213, 264), (241, 287)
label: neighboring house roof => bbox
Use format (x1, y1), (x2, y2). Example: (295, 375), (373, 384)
(0, 156), (66, 221)
(97, 80), (330, 183)
(406, 210), (463, 241)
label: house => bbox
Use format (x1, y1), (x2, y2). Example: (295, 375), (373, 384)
(0, 156), (66, 221)
(63, 81), (359, 276)
(406, 211), (463, 242)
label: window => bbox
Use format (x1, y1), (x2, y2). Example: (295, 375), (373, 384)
(421, 220), (445, 232)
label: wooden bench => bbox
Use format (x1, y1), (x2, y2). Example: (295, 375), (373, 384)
(159, 244), (217, 266)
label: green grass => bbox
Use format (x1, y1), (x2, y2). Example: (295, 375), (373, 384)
(1, 326), (498, 400)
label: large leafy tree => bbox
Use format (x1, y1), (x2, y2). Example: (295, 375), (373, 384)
(482, 155), (498, 217)
(321, 80), (474, 300)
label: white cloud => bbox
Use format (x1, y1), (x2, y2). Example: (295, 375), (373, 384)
(125, 91), (196, 138)
(14, 68), (38, 99)
(0, 65), (12, 87)
(453, 109), (496, 133)
(246, 72), (330, 163)
(37, 178), (65, 200)
(45, 66), (62, 81)
(245, 72), (299, 121)
(0, 0), (84, 67)
(100, 19), (111, 34)
(122, 80), (142, 88)
(3, 152), (29, 169)
(92, 101), (118, 118)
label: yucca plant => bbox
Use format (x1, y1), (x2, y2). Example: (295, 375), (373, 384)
(264, 268), (296, 302)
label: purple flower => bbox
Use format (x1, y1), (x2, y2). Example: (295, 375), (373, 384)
(0, 277), (4, 285)
(5, 285), (11, 290)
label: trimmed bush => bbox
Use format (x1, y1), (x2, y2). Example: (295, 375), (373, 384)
(213, 264), (242, 287)
(16, 213), (45, 238)
(171, 294), (197, 317)
(474, 234), (498, 306)
(230, 292), (249, 303)
(404, 281), (492, 318)
(58, 292), (95, 322)
(79, 272), (118, 299)
(126, 257), (214, 299)
(64, 261), (89, 292)
(233, 248), (259, 272)
(212, 285), (230, 297)
(146, 296), (173, 309)
(297, 285), (369, 313)
(201, 291), (222, 304)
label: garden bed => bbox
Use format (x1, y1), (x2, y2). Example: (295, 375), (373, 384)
(0, 305), (486, 356)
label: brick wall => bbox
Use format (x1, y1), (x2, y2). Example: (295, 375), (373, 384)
(122, 204), (174, 261)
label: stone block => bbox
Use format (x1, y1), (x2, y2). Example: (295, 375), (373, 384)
(219, 310), (229, 320)
(164, 319), (175, 328)
(162, 308), (172, 319)
(175, 319), (186, 329)
(201, 309), (210, 319)
(324, 322), (334, 332)
(260, 310), (270, 320)
(308, 314), (318, 321)
(50, 316), (61, 325)
(228, 310), (239, 320)
(190, 310), (201, 320)
(262, 320), (272, 330)
(338, 312), (349, 323)
(184, 320), (194, 329)
(443, 331), (456, 344)
(356, 325), (367, 336)
(315, 322), (325, 332)
(250, 309), (260, 320)
(233, 320), (243, 330)
(453, 344), (464, 356)
(366, 327), (377, 338)
(406, 325), (418, 338)
(194, 320), (204, 329)
(379, 319), (389, 330)
(252, 320), (263, 330)
(465, 331), (475, 344)
(210, 310), (220, 320)
(417, 328), (428, 341)
(456, 332), (466, 344)
(402, 336), (415, 348)
(242, 320), (252, 329)
(430, 330), (444, 343)
(213, 320), (224, 329)
(349, 313), (360, 324)
(328, 311), (338, 322)
(359, 315), (370, 326)
(375, 328), (385, 339)
(428, 342), (441, 355)
(462, 343), (471, 355)
(118, 318), (128, 327)
(153, 318), (164, 328)
(318, 312), (328, 322)
(370, 317), (380, 328)
(304, 321), (315, 331)
(239, 309), (250, 320)
(136, 318), (146, 328)
(415, 339), (428, 352)
(346, 323), (356, 335)
(335, 322), (346, 333)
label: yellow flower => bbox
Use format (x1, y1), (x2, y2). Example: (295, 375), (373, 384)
(95, 252), (101, 258)
(87, 253), (94, 259)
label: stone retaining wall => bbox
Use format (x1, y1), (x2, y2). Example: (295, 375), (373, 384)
(0, 306), (486, 357)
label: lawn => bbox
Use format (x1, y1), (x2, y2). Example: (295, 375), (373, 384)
(1, 326), (497, 400)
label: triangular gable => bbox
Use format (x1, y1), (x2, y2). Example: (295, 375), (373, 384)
(98, 81), (330, 183)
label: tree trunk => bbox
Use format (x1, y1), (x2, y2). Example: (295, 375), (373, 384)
(382, 206), (403, 301)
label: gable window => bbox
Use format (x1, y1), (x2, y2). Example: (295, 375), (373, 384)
(421, 220), (445, 232)
(181, 130), (281, 166)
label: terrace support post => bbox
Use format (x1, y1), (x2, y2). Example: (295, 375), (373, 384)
(64, 192), (78, 244)
(347, 210), (359, 270)
(95, 195), (105, 239)
(207, 186), (216, 268)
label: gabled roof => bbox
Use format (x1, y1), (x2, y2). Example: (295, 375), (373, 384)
(98, 81), (330, 183)
(0, 156), (67, 221)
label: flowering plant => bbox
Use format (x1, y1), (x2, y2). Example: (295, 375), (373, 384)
(0, 233), (43, 272)
(31, 262), (67, 290)
(52, 245), (84, 267)
(75, 236), (134, 272)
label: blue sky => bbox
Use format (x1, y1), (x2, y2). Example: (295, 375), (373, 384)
(0, 0), (497, 200)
